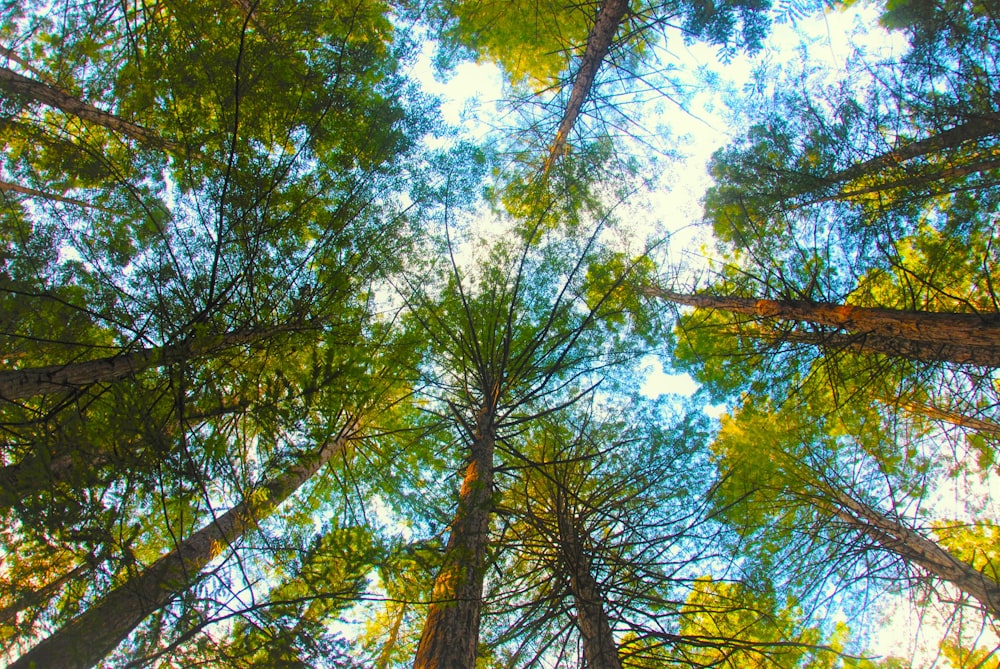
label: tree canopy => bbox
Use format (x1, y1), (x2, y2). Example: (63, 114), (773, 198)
(2, 0), (999, 667)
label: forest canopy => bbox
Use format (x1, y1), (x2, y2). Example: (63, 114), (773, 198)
(1, 0), (999, 667)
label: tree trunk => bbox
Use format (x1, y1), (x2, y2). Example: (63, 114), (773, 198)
(545, 0), (630, 171)
(825, 116), (1000, 186)
(0, 66), (178, 150)
(0, 326), (298, 401)
(0, 180), (119, 212)
(887, 398), (1000, 437)
(780, 329), (1000, 368)
(556, 502), (622, 669)
(803, 154), (1000, 206)
(9, 419), (358, 669)
(0, 399), (249, 509)
(414, 407), (495, 669)
(0, 561), (90, 626)
(375, 601), (407, 669)
(825, 488), (1000, 618)
(647, 287), (1000, 367)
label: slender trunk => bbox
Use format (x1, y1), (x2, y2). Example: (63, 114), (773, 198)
(375, 601), (406, 669)
(9, 420), (358, 669)
(825, 116), (1000, 186)
(647, 287), (1000, 367)
(0, 180), (119, 212)
(0, 67), (178, 150)
(0, 562), (90, 626)
(414, 408), (495, 669)
(825, 488), (1000, 618)
(0, 326), (300, 401)
(887, 398), (1000, 437)
(556, 502), (622, 669)
(545, 0), (629, 171)
(802, 154), (1000, 206)
(0, 399), (249, 509)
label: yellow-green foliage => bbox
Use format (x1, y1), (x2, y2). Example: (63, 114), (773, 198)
(443, 0), (592, 89)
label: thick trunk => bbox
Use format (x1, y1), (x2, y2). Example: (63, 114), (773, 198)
(414, 408), (495, 669)
(9, 420), (358, 669)
(0, 326), (295, 401)
(545, 0), (630, 170)
(826, 488), (1000, 618)
(825, 116), (1000, 186)
(0, 66), (178, 150)
(648, 287), (1000, 367)
(556, 504), (622, 669)
(781, 329), (1000, 368)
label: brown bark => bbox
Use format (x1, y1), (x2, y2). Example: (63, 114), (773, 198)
(9, 419), (358, 669)
(781, 329), (1000, 368)
(0, 562), (90, 626)
(375, 601), (406, 669)
(825, 488), (1000, 618)
(0, 180), (119, 212)
(556, 501), (622, 669)
(0, 326), (299, 401)
(544, 0), (630, 171)
(647, 287), (1000, 367)
(0, 66), (178, 150)
(414, 407), (495, 669)
(888, 398), (1000, 437)
(825, 116), (1000, 186)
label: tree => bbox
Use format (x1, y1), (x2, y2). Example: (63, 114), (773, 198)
(647, 287), (1000, 368)
(9, 418), (360, 669)
(403, 208), (655, 667)
(711, 396), (1000, 622)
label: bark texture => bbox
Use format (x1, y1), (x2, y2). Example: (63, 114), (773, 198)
(781, 329), (1000, 368)
(9, 420), (358, 669)
(545, 0), (629, 170)
(647, 287), (1000, 367)
(0, 66), (177, 150)
(556, 502), (622, 669)
(825, 116), (1000, 186)
(827, 488), (1000, 618)
(0, 327), (294, 401)
(414, 407), (495, 669)
(890, 399), (1000, 437)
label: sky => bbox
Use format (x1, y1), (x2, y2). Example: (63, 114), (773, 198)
(408, 2), (908, 402)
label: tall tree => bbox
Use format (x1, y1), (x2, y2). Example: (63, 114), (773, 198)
(9, 418), (360, 669)
(406, 213), (652, 667)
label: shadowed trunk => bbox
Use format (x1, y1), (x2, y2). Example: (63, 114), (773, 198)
(556, 499), (622, 669)
(9, 419), (358, 669)
(648, 287), (1000, 367)
(825, 116), (1000, 186)
(545, 0), (629, 170)
(824, 488), (1000, 619)
(414, 407), (495, 669)
(0, 561), (90, 626)
(0, 66), (178, 150)
(0, 326), (301, 401)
